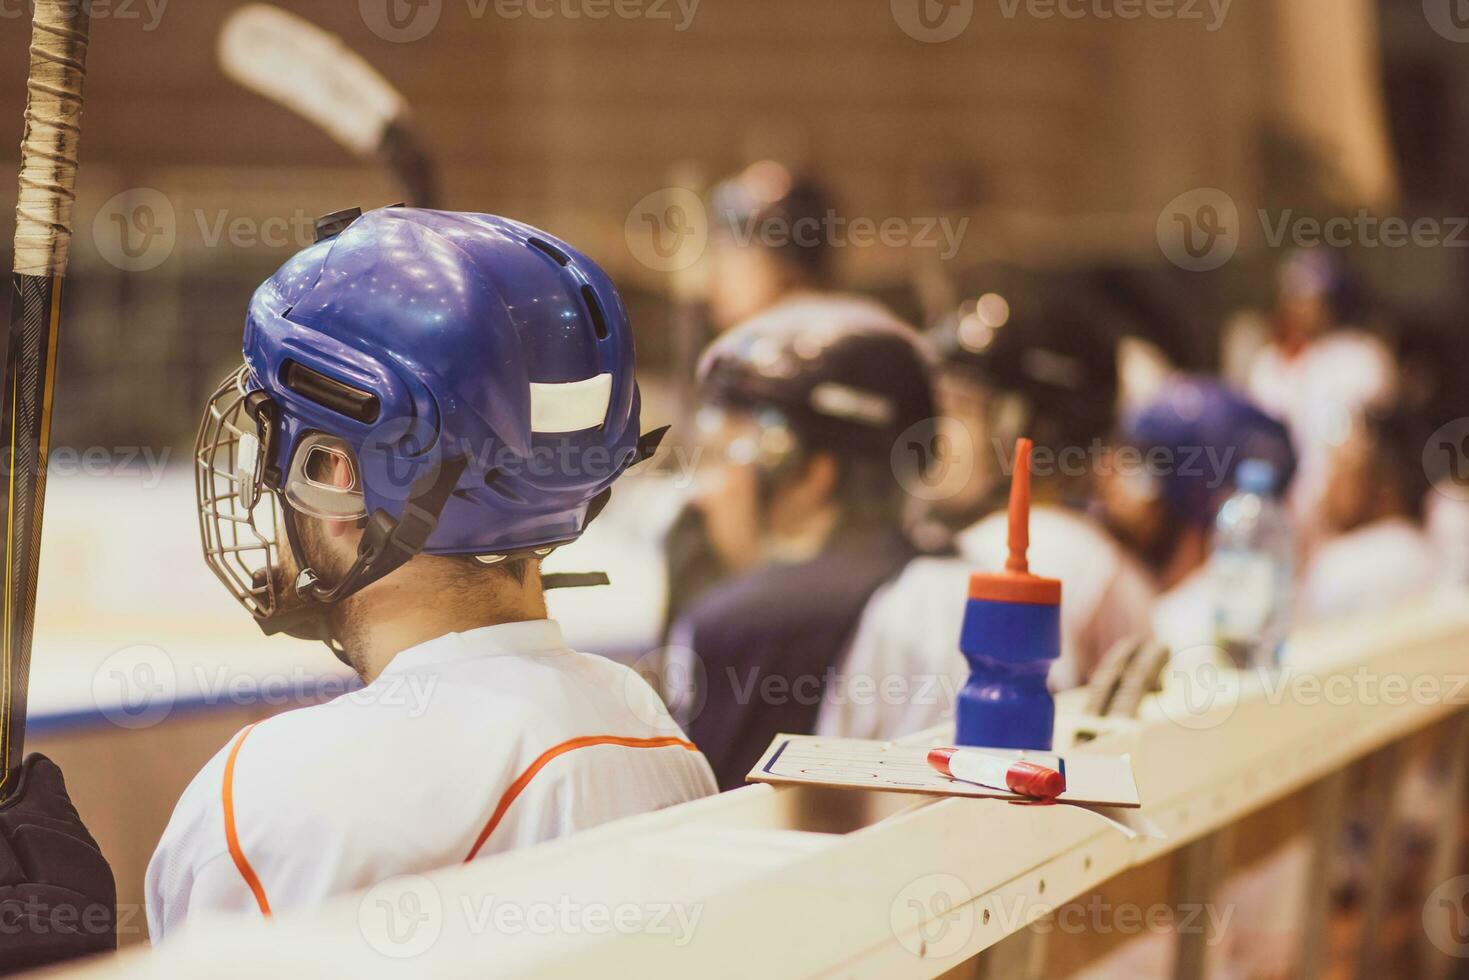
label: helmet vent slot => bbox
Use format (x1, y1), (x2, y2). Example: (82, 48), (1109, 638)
(483, 468), (524, 502)
(527, 237), (571, 266)
(580, 286), (609, 340)
(280, 360), (381, 424)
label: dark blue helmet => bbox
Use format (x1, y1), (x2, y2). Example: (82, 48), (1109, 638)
(1122, 378), (1296, 527)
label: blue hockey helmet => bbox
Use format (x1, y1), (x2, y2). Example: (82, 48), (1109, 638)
(196, 207), (654, 641)
(1120, 377), (1297, 527)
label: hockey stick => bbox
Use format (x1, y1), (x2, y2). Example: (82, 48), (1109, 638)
(1, 0), (92, 800)
(218, 4), (441, 209)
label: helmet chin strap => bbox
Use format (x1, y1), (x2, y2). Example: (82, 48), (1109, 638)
(257, 455), (469, 649)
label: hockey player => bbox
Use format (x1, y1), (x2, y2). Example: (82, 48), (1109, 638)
(147, 208), (716, 937)
(661, 164), (857, 629)
(1095, 378), (1297, 657)
(1298, 406), (1441, 622)
(1246, 249), (1396, 550)
(929, 284), (1156, 688)
(667, 297), (979, 787)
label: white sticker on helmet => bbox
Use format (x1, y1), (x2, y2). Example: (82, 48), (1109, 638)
(809, 381), (895, 428)
(529, 373), (613, 433)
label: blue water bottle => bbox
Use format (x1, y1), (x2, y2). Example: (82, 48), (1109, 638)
(955, 438), (1062, 750)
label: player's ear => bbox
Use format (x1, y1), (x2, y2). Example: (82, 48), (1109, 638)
(326, 455), (356, 539)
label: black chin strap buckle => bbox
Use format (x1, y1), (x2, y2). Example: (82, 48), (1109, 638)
(386, 492), (442, 557)
(293, 568), (320, 601)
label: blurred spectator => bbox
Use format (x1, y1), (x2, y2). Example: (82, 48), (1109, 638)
(1096, 378), (1297, 659)
(706, 162), (838, 332)
(929, 286), (1155, 688)
(1246, 250), (1396, 551)
(1298, 407), (1440, 622)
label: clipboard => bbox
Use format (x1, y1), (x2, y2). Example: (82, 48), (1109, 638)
(747, 734), (1142, 808)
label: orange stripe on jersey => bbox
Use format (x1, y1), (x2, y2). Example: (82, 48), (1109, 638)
(464, 735), (699, 862)
(222, 723), (272, 915)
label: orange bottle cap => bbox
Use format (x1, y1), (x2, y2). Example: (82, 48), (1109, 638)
(968, 437), (1061, 607)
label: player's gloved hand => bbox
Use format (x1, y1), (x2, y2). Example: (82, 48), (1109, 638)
(0, 754), (116, 975)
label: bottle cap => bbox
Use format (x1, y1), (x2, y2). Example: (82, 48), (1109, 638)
(1235, 458), (1276, 495)
(967, 438), (1061, 606)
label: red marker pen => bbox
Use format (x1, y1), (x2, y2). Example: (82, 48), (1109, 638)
(928, 747), (1066, 800)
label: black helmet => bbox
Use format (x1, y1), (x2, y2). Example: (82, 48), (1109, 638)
(933, 272), (1121, 451)
(697, 297), (936, 473)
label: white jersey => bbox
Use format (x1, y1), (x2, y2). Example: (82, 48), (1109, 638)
(1426, 489), (1469, 587)
(814, 556), (973, 739)
(146, 620), (716, 940)
(956, 506), (1157, 689)
(1297, 518), (1441, 624)
(1247, 331), (1396, 544)
(1150, 566), (1216, 664)
(814, 508), (1158, 739)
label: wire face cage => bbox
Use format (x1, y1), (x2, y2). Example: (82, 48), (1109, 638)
(195, 365), (283, 619)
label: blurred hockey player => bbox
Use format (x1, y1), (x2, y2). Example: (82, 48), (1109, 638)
(706, 161), (837, 333)
(667, 298), (976, 787)
(148, 208), (715, 937)
(929, 284), (1156, 688)
(1096, 378), (1297, 657)
(1298, 407), (1440, 622)
(1400, 324), (1469, 587)
(661, 164), (852, 628)
(1246, 249), (1396, 549)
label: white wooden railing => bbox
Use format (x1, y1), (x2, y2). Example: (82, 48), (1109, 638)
(55, 589), (1469, 978)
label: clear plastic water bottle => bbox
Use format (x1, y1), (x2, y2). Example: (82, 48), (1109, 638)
(1210, 459), (1294, 669)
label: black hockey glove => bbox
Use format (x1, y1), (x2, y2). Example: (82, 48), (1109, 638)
(0, 754), (116, 975)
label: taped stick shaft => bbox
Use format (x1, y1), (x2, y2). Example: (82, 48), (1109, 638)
(15, 1), (90, 276)
(2, 0), (91, 799)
